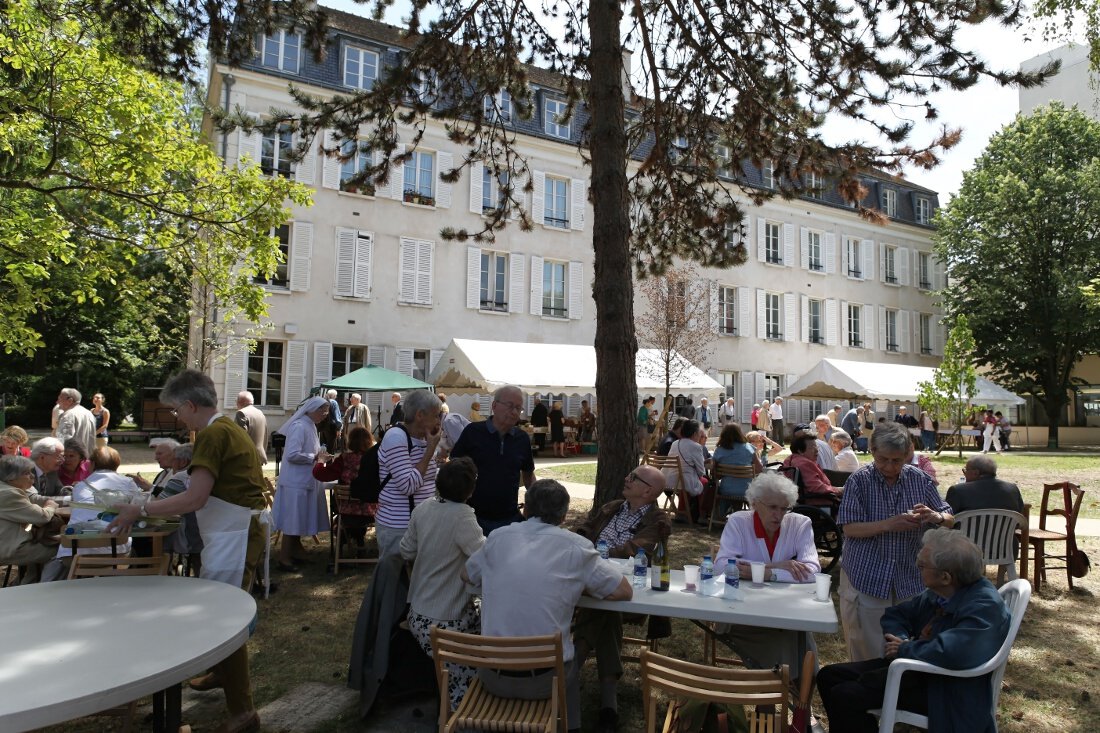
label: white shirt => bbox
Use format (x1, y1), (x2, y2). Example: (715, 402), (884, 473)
(769, 402), (783, 420)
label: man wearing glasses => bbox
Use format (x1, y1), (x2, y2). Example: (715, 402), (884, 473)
(452, 384), (536, 535)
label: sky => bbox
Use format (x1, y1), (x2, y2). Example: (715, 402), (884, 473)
(323, 0), (1074, 201)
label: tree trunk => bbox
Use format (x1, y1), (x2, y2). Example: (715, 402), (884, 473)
(1042, 392), (1066, 449)
(588, 0), (636, 510)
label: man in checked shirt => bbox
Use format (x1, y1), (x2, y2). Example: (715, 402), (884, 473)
(837, 421), (954, 661)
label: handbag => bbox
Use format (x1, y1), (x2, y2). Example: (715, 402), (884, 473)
(1070, 548), (1091, 578)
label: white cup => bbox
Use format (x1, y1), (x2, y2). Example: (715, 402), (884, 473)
(684, 564), (700, 591)
(815, 573), (831, 602)
(750, 561), (766, 586)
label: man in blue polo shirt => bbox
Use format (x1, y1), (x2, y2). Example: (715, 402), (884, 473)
(452, 384), (537, 535)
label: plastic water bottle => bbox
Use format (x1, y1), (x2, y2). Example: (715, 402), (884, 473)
(724, 558), (740, 597)
(597, 539), (609, 560)
(700, 555), (714, 594)
(633, 548), (648, 588)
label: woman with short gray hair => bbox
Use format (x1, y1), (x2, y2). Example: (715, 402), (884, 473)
(0, 455), (61, 583)
(829, 430), (861, 472)
(524, 479), (571, 526)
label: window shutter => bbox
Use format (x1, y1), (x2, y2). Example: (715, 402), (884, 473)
(783, 223), (795, 266)
(840, 300), (849, 344)
(800, 227), (810, 270)
(285, 340), (308, 408)
(754, 372), (766, 405)
(568, 261), (583, 320)
(783, 292), (796, 342)
(469, 162), (484, 214)
(334, 227), (357, 297)
(396, 348), (414, 376)
(466, 247), (481, 309)
(436, 151), (453, 208)
(756, 288), (766, 339)
(825, 298), (838, 346)
(570, 178), (586, 230)
(366, 345), (386, 415)
(897, 247), (909, 286)
(509, 253), (525, 314)
(321, 129), (341, 190)
(354, 231), (373, 298)
(738, 287), (751, 338)
(879, 243), (886, 282)
(478, 394), (492, 412)
(861, 239), (874, 281)
(387, 144), (406, 201)
(313, 342), (333, 385)
(864, 305), (874, 351)
(935, 258), (946, 290)
(800, 294), (810, 343)
(529, 255), (544, 315)
(898, 310), (910, 353)
(294, 132), (317, 185)
(709, 281), (719, 331)
(786, 375), (800, 421)
(237, 121), (261, 170)
(878, 306), (887, 351)
(223, 337), (249, 409)
(756, 218), (766, 261)
(417, 239), (433, 305)
(933, 319), (945, 356)
(532, 171), (545, 225)
(825, 233), (836, 274)
(399, 237), (417, 303)
(429, 349), (444, 376)
(289, 222), (313, 292)
(740, 371), (755, 422)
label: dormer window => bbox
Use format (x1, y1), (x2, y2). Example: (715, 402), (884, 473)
(262, 30), (300, 73)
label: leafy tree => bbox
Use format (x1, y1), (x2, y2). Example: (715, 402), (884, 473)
(917, 316), (978, 458)
(79, 0), (1052, 506)
(936, 103), (1100, 448)
(0, 0), (310, 356)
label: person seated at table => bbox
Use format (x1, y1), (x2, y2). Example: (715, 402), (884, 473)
(147, 443), (205, 565)
(746, 430), (783, 462)
(313, 426), (376, 550)
(400, 457), (485, 711)
(714, 472), (820, 683)
(464, 479), (632, 733)
(0, 455), (62, 584)
(58, 438), (93, 486)
(129, 439), (180, 495)
(29, 437), (65, 499)
(666, 420), (711, 524)
(1, 425), (32, 457)
(572, 464), (671, 733)
(811, 417), (839, 470)
(782, 433), (842, 501)
(817, 528), (1010, 733)
(829, 430), (861, 473)
(712, 423), (762, 515)
(656, 416), (686, 456)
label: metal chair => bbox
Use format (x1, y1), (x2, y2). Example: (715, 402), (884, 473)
(709, 463), (754, 532)
(430, 627), (567, 733)
(873, 578), (1031, 732)
(954, 508), (1027, 586)
(1027, 482), (1085, 591)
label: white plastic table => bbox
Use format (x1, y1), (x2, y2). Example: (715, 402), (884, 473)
(577, 566), (838, 633)
(0, 575), (257, 733)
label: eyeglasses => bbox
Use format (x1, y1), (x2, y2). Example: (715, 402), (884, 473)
(757, 502), (792, 514)
(627, 471), (663, 491)
(493, 400), (522, 413)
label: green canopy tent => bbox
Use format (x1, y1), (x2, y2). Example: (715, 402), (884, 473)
(318, 365), (434, 394)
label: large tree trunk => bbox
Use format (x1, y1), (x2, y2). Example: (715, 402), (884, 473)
(588, 0), (636, 511)
(1042, 391), (1067, 449)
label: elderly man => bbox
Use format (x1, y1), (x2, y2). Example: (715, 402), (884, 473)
(465, 479), (632, 733)
(841, 405), (863, 449)
(572, 465), (670, 732)
(818, 528), (1011, 732)
(811, 417), (839, 470)
(769, 396), (785, 446)
(837, 421), (954, 661)
(315, 389), (341, 452)
(696, 397), (712, 435)
(130, 439), (180, 495)
(452, 385), (536, 535)
(56, 388), (96, 457)
(945, 455), (1025, 516)
(718, 397), (737, 429)
(233, 392), (268, 465)
(388, 392), (404, 427)
(29, 437), (65, 497)
(826, 404), (842, 427)
(341, 393), (371, 445)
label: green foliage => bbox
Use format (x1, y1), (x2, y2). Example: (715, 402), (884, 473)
(917, 316), (979, 457)
(935, 103), (1100, 446)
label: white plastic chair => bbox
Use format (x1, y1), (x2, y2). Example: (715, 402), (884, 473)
(954, 509), (1026, 585)
(874, 578), (1031, 732)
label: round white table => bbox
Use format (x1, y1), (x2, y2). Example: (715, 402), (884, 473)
(0, 575), (257, 732)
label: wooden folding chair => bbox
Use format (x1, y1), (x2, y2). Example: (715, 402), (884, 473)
(332, 484), (377, 574)
(641, 453), (691, 524)
(431, 628), (567, 733)
(1028, 482), (1085, 591)
(68, 553), (170, 579)
(640, 649), (790, 733)
(709, 464), (754, 532)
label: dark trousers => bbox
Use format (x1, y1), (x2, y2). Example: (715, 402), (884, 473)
(817, 657), (928, 733)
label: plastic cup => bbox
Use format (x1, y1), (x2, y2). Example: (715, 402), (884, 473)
(815, 573), (831, 602)
(750, 561), (766, 586)
(684, 564), (700, 591)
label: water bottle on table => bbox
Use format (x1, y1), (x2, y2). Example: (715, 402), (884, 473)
(724, 556), (740, 598)
(700, 555), (714, 595)
(597, 539), (609, 560)
(632, 548), (648, 588)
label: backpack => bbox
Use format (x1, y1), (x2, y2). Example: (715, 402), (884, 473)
(351, 425), (412, 503)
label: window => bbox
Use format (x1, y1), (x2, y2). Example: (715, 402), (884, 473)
(807, 230), (823, 271)
(761, 159), (774, 189)
(332, 346), (365, 378)
(544, 176), (569, 228)
(886, 309), (899, 352)
(808, 298), (823, 344)
(412, 349), (430, 382)
(255, 224), (289, 288)
(399, 237), (433, 305)
(484, 89), (512, 122)
(261, 124), (293, 178)
(247, 341), (283, 407)
(544, 98), (570, 139)
(262, 30), (299, 73)
(916, 196), (931, 225)
(724, 222), (739, 250)
(403, 150), (435, 205)
(482, 167), (509, 213)
(807, 171), (823, 199)
(847, 304), (863, 348)
(884, 246), (898, 284)
(846, 237), (863, 278)
(339, 140), (374, 195)
(765, 222), (782, 264)
(918, 252), (932, 290)
(882, 187), (897, 217)
(334, 228), (373, 299)
(716, 144), (733, 179)
(718, 286), (737, 335)
(480, 251), (508, 311)
(670, 135), (689, 163)
(763, 374), (782, 402)
(765, 292), (782, 340)
(344, 46), (378, 89)
(542, 260), (567, 318)
(920, 314), (933, 355)
(411, 70), (435, 102)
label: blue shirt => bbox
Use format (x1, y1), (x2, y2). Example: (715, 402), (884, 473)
(712, 442), (756, 498)
(837, 463), (950, 600)
(452, 419), (535, 521)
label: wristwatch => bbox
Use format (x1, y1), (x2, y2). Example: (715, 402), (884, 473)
(139, 502), (149, 518)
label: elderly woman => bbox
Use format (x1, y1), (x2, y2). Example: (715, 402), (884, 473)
(1, 425), (31, 457)
(746, 430), (783, 462)
(0, 455), (61, 583)
(272, 396), (333, 570)
(818, 529), (1010, 733)
(401, 457), (485, 710)
(57, 447), (143, 569)
(783, 433), (842, 500)
(666, 419), (710, 523)
(829, 430), (861, 472)
(375, 389), (441, 558)
(59, 438), (93, 486)
(712, 423), (762, 513)
(715, 472), (821, 679)
(757, 399), (773, 437)
(313, 426), (375, 548)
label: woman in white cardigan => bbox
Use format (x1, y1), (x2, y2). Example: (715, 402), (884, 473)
(714, 472), (820, 681)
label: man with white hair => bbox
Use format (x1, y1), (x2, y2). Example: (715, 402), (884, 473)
(55, 388), (96, 457)
(235, 391), (268, 464)
(826, 404), (842, 427)
(388, 392), (404, 427)
(130, 439), (181, 493)
(769, 396), (785, 446)
(342, 393), (371, 444)
(718, 397), (737, 429)
(319, 388), (342, 451)
(29, 437), (65, 497)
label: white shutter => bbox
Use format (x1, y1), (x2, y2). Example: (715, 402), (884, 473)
(737, 287), (751, 338)
(754, 372), (767, 405)
(709, 281), (720, 331)
(864, 305), (874, 351)
(417, 239), (433, 305)
(800, 227), (810, 270)
(532, 171), (545, 225)
(840, 300), (849, 346)
(294, 132), (317, 185)
(436, 151), (453, 208)
(509, 253), (525, 314)
(756, 217), (766, 261)
(913, 250), (922, 288)
(478, 394), (492, 412)
(334, 227), (357, 297)
(285, 341), (308, 408)
(469, 162), (484, 214)
(825, 233), (836, 274)
(568, 261), (583, 320)
(785, 375), (800, 422)
(530, 255), (544, 315)
(756, 288), (766, 339)
(223, 337), (249, 409)
(322, 129), (341, 190)
(353, 231), (373, 298)
(466, 247), (481, 309)
(879, 243), (887, 282)
(570, 178), (586, 230)
(399, 237), (417, 303)
(429, 349), (444, 375)
(387, 144), (406, 201)
(396, 348), (414, 376)
(935, 258), (947, 290)
(862, 239), (874, 281)
(783, 292), (796, 342)
(289, 222), (313, 292)
(236, 111), (262, 170)
(783, 223), (795, 266)
(898, 310), (910, 353)
(800, 294), (810, 343)
(739, 372), (754, 422)
(825, 298), (838, 346)
(313, 342), (333, 386)
(933, 320), (945, 356)
(897, 246), (909, 286)
(878, 306), (887, 351)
